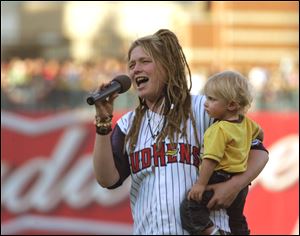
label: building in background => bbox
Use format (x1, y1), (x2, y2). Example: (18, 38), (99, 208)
(1, 1), (298, 72)
(184, 1), (298, 75)
(1, 2), (69, 60)
(1, 1), (298, 111)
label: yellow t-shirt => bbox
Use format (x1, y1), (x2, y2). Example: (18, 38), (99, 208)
(202, 115), (260, 173)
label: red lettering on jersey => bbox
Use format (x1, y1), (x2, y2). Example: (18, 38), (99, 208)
(179, 143), (191, 164)
(153, 143), (166, 167)
(141, 148), (151, 169)
(166, 143), (177, 163)
(130, 152), (140, 173)
(129, 143), (200, 173)
(192, 146), (200, 167)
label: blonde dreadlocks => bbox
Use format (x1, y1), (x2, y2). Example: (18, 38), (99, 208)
(126, 29), (200, 152)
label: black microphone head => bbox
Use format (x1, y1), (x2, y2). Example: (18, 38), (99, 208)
(113, 75), (131, 93)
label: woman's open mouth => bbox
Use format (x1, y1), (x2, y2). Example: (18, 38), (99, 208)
(136, 76), (149, 87)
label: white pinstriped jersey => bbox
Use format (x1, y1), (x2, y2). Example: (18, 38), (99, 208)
(117, 95), (230, 235)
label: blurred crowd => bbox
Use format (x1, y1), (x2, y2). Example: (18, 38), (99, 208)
(1, 57), (138, 112)
(1, 57), (299, 112)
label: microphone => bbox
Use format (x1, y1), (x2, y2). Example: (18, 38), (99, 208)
(86, 75), (131, 105)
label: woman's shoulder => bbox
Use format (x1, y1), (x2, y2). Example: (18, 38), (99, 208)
(191, 94), (207, 113)
(118, 110), (135, 123)
(117, 110), (135, 132)
(191, 94), (206, 102)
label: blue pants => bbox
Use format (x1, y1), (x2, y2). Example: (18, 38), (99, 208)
(180, 171), (250, 235)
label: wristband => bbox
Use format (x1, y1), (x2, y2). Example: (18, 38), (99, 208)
(94, 115), (113, 135)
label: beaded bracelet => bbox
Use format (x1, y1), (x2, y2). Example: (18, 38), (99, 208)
(94, 115), (113, 135)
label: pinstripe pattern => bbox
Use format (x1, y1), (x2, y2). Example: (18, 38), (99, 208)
(117, 95), (230, 235)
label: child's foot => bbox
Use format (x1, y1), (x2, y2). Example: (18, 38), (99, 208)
(210, 226), (221, 235)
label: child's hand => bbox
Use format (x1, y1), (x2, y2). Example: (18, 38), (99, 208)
(187, 183), (206, 202)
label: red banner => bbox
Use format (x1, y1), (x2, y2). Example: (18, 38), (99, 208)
(246, 112), (299, 235)
(1, 110), (299, 235)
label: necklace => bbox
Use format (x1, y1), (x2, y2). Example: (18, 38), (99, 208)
(146, 110), (166, 139)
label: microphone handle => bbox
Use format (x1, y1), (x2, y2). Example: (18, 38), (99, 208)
(86, 81), (121, 105)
